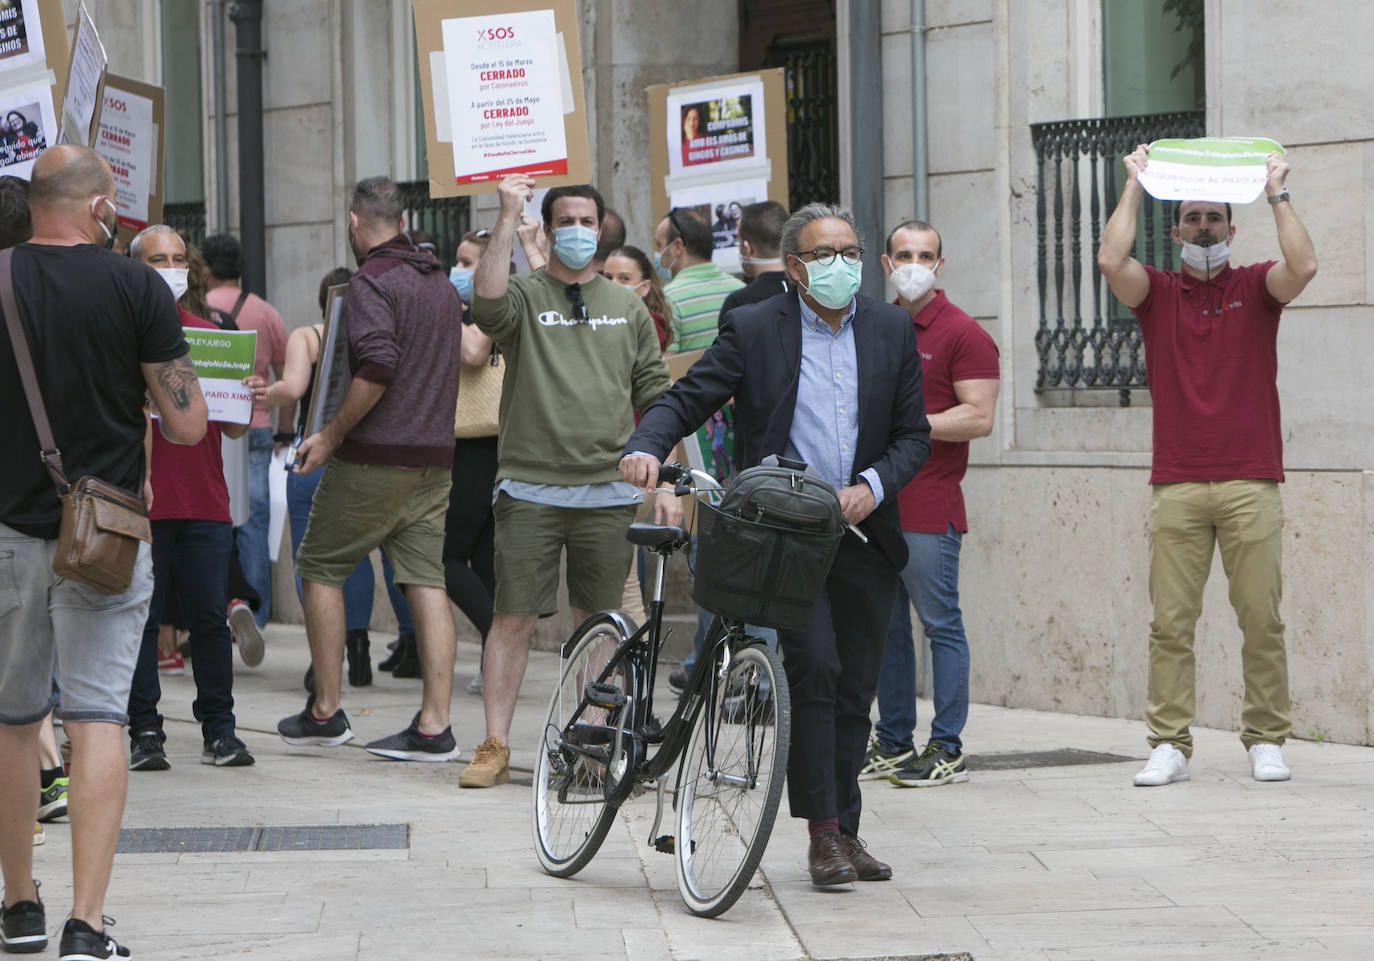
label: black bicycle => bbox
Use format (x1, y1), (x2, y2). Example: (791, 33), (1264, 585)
(531, 464), (791, 918)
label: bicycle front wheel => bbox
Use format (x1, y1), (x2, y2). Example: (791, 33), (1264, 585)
(675, 641), (790, 917)
(532, 613), (635, 878)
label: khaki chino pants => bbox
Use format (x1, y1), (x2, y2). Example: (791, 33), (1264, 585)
(1146, 480), (1291, 756)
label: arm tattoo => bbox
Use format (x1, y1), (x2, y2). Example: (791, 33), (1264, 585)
(155, 355), (199, 412)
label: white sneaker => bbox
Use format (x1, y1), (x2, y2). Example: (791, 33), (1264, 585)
(1133, 744), (1190, 786)
(1249, 743), (1290, 781)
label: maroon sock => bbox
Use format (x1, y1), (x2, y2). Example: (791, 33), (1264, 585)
(808, 818), (840, 839)
(309, 709), (333, 723)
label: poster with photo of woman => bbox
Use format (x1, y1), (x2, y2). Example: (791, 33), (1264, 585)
(0, 80), (54, 178)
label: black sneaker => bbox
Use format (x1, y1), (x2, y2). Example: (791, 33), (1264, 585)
(857, 739), (913, 781)
(890, 741), (969, 788)
(277, 699), (354, 747)
(128, 730), (170, 771)
(201, 735), (256, 767)
(389, 635), (421, 678)
(0, 879), (45, 953)
(667, 668), (689, 696)
(57, 917), (129, 960)
(364, 713), (462, 762)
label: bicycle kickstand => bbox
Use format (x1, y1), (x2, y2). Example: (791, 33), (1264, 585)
(647, 776), (674, 854)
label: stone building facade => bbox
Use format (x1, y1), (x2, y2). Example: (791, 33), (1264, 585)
(61, 1), (1374, 744)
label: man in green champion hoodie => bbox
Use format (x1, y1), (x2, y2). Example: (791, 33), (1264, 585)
(462, 174), (677, 788)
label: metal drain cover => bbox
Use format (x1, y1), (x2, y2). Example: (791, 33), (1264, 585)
(117, 823), (409, 854)
(966, 748), (1134, 771)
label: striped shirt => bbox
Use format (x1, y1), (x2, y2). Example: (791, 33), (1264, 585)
(664, 262), (744, 352)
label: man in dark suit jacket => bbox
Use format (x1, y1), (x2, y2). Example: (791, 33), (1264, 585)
(622, 203), (930, 888)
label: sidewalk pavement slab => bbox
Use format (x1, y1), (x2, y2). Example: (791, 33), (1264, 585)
(26, 623), (1374, 960)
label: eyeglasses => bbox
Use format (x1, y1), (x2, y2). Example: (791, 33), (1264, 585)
(666, 208), (686, 242)
(474, 228), (491, 239)
(796, 246), (864, 267)
(565, 283), (589, 323)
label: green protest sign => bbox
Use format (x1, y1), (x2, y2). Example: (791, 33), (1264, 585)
(184, 327), (256, 424)
(1137, 136), (1284, 204)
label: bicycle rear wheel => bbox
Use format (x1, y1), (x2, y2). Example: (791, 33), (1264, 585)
(675, 641), (790, 917)
(532, 613), (635, 877)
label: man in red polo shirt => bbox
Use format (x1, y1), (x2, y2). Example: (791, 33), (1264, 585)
(125, 224), (256, 770)
(1099, 145), (1317, 787)
(864, 220), (999, 787)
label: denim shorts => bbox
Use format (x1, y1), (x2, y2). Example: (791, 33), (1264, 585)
(0, 523), (153, 726)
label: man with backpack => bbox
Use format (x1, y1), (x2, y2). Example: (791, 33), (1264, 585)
(623, 202), (930, 889)
(203, 233), (288, 631)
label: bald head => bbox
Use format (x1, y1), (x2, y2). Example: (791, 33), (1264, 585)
(29, 145), (114, 210)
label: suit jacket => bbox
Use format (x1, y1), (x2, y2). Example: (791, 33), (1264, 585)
(626, 289), (930, 569)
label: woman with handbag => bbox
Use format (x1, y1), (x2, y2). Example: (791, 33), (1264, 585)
(445, 230), (501, 694)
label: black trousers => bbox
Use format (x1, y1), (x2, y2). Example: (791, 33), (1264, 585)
(776, 534), (898, 834)
(128, 520), (237, 742)
(443, 436), (497, 642)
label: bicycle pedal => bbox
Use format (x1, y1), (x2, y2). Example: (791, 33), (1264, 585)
(653, 834), (675, 854)
(584, 680), (626, 710)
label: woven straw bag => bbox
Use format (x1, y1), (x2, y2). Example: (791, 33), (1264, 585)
(453, 349), (503, 438)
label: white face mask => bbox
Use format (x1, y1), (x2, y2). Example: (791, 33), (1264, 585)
(890, 262), (937, 302)
(1179, 237), (1230, 273)
(156, 267), (189, 303)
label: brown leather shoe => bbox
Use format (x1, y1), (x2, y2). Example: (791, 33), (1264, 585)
(808, 831), (857, 886)
(838, 833), (892, 881)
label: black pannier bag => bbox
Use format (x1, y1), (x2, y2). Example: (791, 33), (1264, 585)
(693, 459), (846, 631)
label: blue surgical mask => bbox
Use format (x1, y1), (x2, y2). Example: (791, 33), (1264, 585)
(552, 225), (599, 270)
(653, 245), (677, 284)
(448, 265), (473, 302)
(798, 256), (862, 310)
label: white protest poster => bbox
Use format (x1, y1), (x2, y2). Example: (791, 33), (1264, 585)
(443, 8), (568, 185)
(305, 285), (350, 439)
(1137, 137), (1284, 205)
(0, 0), (46, 75)
(669, 179), (769, 275)
(0, 75), (53, 178)
(95, 74), (163, 235)
(57, 0), (105, 148)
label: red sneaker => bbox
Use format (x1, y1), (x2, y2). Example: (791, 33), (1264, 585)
(158, 650), (185, 675)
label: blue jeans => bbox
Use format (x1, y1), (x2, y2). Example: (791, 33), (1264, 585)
(875, 526), (968, 753)
(128, 520), (237, 742)
(236, 427), (274, 627)
(286, 465), (413, 635)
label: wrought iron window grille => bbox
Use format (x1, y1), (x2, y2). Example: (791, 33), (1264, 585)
(1030, 110), (1205, 405)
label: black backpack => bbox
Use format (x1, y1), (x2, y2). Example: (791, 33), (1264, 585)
(693, 458), (845, 630)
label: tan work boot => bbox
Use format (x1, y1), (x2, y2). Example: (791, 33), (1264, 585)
(459, 736), (510, 788)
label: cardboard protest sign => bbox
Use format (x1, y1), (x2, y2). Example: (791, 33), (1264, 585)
(304, 285), (350, 439)
(413, 0), (590, 198)
(95, 74), (164, 244)
(184, 327), (256, 425)
(648, 70), (788, 275)
(57, 1), (106, 148)
(1137, 137), (1284, 205)
(0, 0), (68, 180)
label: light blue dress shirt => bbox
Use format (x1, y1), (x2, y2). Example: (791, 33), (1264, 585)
(784, 298), (884, 504)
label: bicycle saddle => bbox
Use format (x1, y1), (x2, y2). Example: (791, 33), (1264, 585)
(626, 523), (689, 550)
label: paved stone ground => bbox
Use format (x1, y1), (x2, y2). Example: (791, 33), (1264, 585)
(27, 623), (1374, 960)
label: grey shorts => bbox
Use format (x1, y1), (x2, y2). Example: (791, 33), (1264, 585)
(0, 523), (153, 726)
